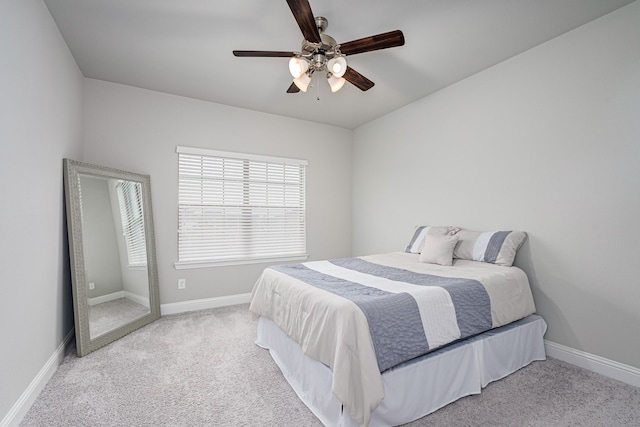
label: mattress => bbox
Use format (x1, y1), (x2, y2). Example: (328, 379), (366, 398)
(249, 252), (537, 426)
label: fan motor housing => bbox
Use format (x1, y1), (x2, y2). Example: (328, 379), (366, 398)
(301, 34), (337, 53)
(300, 16), (339, 60)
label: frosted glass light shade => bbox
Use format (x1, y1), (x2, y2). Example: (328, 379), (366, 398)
(289, 57), (309, 78)
(327, 56), (347, 78)
(293, 73), (312, 92)
(327, 75), (346, 92)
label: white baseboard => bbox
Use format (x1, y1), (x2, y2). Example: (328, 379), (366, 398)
(88, 291), (150, 308)
(0, 330), (74, 427)
(160, 293), (252, 315)
(124, 291), (150, 308)
(87, 290), (125, 306)
(545, 340), (640, 388)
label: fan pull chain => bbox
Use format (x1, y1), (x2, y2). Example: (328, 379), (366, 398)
(317, 73), (321, 101)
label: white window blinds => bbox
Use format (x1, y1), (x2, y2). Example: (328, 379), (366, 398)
(176, 146), (307, 267)
(116, 180), (147, 267)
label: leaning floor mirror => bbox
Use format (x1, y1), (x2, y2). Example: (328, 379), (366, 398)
(63, 159), (160, 357)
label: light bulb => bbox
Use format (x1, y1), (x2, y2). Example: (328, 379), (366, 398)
(327, 75), (346, 92)
(293, 73), (312, 92)
(289, 57), (308, 79)
(327, 56), (347, 78)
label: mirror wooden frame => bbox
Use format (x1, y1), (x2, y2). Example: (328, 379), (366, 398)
(63, 159), (160, 357)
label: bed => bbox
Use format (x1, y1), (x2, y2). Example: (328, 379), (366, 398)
(249, 227), (546, 426)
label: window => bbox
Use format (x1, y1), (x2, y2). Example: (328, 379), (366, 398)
(176, 146), (307, 268)
(115, 180), (147, 267)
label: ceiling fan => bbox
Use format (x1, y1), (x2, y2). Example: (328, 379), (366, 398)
(232, 0), (405, 94)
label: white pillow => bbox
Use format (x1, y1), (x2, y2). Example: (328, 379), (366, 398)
(418, 234), (459, 266)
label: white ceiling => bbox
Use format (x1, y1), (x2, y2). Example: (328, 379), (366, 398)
(44, 0), (634, 129)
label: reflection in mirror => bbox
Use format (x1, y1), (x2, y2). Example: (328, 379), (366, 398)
(79, 175), (150, 338)
(64, 159), (160, 357)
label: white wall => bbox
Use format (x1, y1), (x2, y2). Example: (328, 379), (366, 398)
(80, 176), (124, 298)
(82, 79), (353, 305)
(0, 0), (84, 422)
(353, 1), (640, 369)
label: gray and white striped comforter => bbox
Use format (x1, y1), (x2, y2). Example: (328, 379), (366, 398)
(249, 252), (536, 427)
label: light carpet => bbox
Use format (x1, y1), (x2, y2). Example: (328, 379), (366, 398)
(89, 298), (150, 338)
(21, 304), (640, 426)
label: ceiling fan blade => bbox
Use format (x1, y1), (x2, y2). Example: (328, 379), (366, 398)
(339, 30), (405, 56)
(233, 50), (296, 58)
(287, 82), (301, 93)
(343, 66), (375, 91)
(286, 0), (321, 44)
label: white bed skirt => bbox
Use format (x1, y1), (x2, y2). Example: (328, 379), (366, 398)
(256, 314), (547, 427)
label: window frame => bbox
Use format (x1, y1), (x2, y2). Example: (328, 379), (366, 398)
(115, 179), (148, 268)
(174, 146), (308, 269)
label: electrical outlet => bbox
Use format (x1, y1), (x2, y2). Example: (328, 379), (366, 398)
(88, 282), (95, 290)
(178, 279), (186, 290)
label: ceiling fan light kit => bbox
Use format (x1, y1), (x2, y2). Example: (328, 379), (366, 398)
(327, 56), (347, 78)
(285, 20), (350, 92)
(293, 72), (312, 92)
(289, 57), (309, 79)
(232, 0), (405, 95)
(327, 74), (346, 92)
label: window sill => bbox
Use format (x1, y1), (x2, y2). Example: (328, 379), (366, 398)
(174, 254), (309, 270)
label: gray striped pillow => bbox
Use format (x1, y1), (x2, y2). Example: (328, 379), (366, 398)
(405, 225), (461, 254)
(452, 229), (527, 266)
